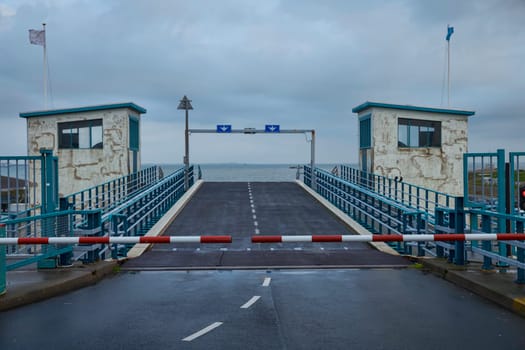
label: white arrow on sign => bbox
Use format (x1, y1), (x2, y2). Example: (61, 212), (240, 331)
(216, 125), (232, 133)
(265, 124), (280, 133)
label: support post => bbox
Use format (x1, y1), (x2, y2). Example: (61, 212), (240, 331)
(184, 108), (189, 191)
(496, 149), (508, 266)
(311, 130), (316, 191)
(516, 221), (525, 284)
(481, 214), (493, 270)
(43, 23), (47, 109)
(453, 197), (465, 265)
(38, 149), (58, 269)
(0, 224), (6, 295)
(40, 149), (57, 214)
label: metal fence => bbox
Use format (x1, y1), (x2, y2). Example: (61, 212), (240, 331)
(1, 156), (43, 220)
(466, 209), (525, 283)
(63, 165), (161, 214)
(104, 166), (192, 257)
(509, 152), (525, 216)
(305, 165), (428, 254)
(339, 165), (456, 226)
(463, 150), (504, 210)
(1, 209), (102, 270)
(312, 161), (525, 283)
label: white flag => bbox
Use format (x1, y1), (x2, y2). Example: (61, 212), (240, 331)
(29, 29), (45, 46)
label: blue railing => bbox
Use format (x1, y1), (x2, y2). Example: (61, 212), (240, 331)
(509, 152), (525, 217)
(1, 165), (195, 292)
(305, 165), (427, 254)
(339, 165), (457, 226)
(104, 166), (193, 257)
(1, 211), (98, 294)
(466, 209), (525, 283)
(312, 164), (525, 283)
(1, 209), (102, 270)
(63, 165), (161, 214)
(463, 150), (505, 210)
(1, 155), (49, 221)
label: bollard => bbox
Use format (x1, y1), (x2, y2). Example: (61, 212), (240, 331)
(1, 223), (6, 295)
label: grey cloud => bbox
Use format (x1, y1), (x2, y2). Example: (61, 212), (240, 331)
(0, 0), (523, 163)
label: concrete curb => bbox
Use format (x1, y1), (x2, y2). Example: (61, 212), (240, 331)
(295, 180), (399, 255)
(0, 260), (119, 312)
(418, 258), (525, 318)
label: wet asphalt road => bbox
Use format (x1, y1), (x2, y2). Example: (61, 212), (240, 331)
(124, 182), (409, 269)
(1, 269), (525, 350)
(3, 182), (524, 349)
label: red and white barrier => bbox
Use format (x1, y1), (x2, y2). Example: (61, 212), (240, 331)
(1, 234), (524, 245)
(0, 235), (232, 245)
(252, 233), (525, 243)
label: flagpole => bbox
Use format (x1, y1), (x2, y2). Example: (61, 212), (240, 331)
(43, 23), (47, 109)
(447, 26), (450, 107)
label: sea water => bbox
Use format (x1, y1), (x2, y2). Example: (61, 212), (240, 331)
(148, 163), (355, 182)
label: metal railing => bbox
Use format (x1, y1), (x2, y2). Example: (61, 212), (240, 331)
(312, 164), (525, 282)
(1, 156), (44, 221)
(63, 165), (161, 214)
(1, 209), (102, 270)
(465, 208), (525, 283)
(463, 150), (504, 210)
(305, 165), (428, 254)
(509, 152), (525, 216)
(104, 166), (193, 257)
(339, 165), (457, 226)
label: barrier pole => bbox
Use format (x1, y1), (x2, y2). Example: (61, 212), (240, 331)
(0, 224), (6, 295)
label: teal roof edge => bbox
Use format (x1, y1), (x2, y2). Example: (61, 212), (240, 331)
(19, 102), (147, 118)
(352, 101), (475, 116)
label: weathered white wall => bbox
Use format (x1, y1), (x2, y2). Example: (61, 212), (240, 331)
(26, 108), (141, 200)
(359, 107), (468, 196)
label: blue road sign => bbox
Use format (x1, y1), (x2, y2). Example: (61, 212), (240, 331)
(265, 125), (280, 133)
(216, 125), (232, 133)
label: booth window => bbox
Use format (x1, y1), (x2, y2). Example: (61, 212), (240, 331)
(359, 115), (371, 149)
(398, 118), (441, 148)
(129, 116), (139, 151)
(58, 119), (103, 149)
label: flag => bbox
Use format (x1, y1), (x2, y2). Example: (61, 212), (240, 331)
(29, 29), (45, 46)
(446, 26), (454, 41)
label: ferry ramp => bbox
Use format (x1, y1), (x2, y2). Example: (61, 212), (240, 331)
(123, 182), (409, 269)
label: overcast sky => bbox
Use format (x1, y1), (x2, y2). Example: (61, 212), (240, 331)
(0, 0), (524, 164)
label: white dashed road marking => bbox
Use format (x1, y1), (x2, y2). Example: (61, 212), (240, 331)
(248, 183), (260, 235)
(241, 296), (261, 309)
(262, 277), (271, 287)
(182, 322), (223, 342)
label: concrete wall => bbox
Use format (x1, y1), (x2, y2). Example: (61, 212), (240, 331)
(358, 107), (468, 196)
(26, 108), (141, 199)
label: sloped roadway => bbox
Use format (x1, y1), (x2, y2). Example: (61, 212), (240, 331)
(2, 182), (525, 349)
(124, 182), (407, 269)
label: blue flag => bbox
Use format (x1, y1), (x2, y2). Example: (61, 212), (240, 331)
(446, 26), (454, 41)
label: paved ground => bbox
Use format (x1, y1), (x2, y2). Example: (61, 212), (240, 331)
(1, 269), (525, 350)
(2, 179), (525, 334)
(124, 182), (409, 269)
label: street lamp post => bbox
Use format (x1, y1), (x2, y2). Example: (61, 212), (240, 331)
(177, 95), (193, 191)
